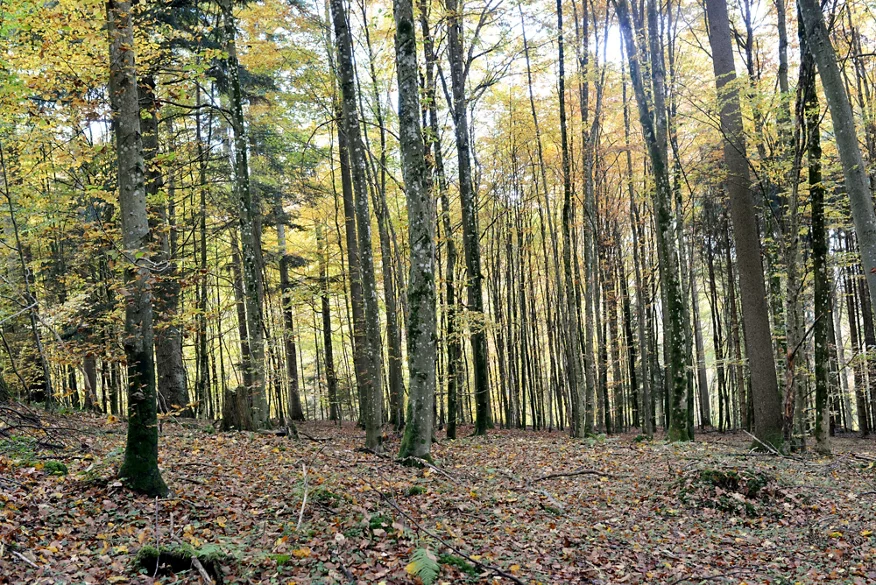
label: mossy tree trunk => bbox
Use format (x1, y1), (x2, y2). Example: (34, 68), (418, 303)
(615, 0), (689, 441)
(801, 31), (831, 454)
(800, 0), (876, 321)
(329, 0), (384, 451)
(108, 0), (167, 497)
(395, 0), (436, 460)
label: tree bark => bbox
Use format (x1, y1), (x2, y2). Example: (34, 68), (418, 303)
(329, 0), (384, 450)
(615, 0), (689, 441)
(108, 0), (167, 497)
(799, 0), (876, 320)
(705, 0), (783, 448)
(220, 0), (268, 428)
(445, 0), (491, 435)
(394, 0), (435, 460)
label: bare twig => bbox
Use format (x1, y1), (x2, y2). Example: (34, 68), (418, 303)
(296, 463), (308, 531)
(12, 550), (39, 569)
(532, 467), (616, 482)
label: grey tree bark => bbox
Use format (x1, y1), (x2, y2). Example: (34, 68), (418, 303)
(445, 0), (491, 435)
(615, 0), (689, 441)
(277, 216), (305, 421)
(140, 78), (188, 415)
(108, 0), (167, 497)
(557, 0), (585, 437)
(395, 0), (436, 460)
(799, 0), (876, 322)
(220, 0), (269, 428)
(329, 0), (384, 450)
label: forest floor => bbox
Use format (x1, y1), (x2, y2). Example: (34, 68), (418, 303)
(2, 411), (876, 584)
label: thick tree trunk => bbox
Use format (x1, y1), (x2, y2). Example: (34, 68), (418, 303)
(108, 0), (167, 497)
(394, 0), (436, 460)
(705, 0), (783, 448)
(799, 0), (876, 320)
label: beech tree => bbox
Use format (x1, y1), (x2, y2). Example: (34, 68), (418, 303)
(108, 0), (167, 496)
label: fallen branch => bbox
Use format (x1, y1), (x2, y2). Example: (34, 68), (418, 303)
(398, 456), (461, 485)
(668, 568), (750, 584)
(191, 556), (214, 585)
(296, 463), (308, 531)
(532, 467), (615, 482)
(375, 490), (525, 584)
(12, 549), (39, 569)
(300, 430), (331, 442)
(741, 429), (799, 459)
(498, 469), (565, 514)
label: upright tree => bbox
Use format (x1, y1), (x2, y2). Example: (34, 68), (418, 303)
(445, 0), (491, 435)
(799, 0), (876, 316)
(220, 0), (268, 428)
(108, 0), (167, 496)
(704, 0), (783, 448)
(329, 0), (384, 451)
(395, 0), (436, 460)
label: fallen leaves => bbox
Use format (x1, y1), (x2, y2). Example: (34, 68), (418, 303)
(2, 415), (876, 583)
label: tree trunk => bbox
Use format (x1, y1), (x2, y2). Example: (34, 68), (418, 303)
(705, 0), (783, 448)
(803, 40), (830, 454)
(329, 0), (384, 450)
(615, 0), (689, 441)
(557, 0), (585, 437)
(108, 0), (167, 497)
(394, 0), (436, 460)
(445, 0), (491, 435)
(140, 78), (188, 416)
(277, 216), (305, 421)
(799, 0), (876, 320)
(220, 0), (268, 428)
(317, 225), (340, 422)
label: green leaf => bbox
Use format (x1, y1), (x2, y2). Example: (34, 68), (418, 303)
(405, 547), (440, 585)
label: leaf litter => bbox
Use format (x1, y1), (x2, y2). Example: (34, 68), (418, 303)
(1, 413), (875, 584)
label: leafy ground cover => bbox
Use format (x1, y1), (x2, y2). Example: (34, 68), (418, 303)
(1, 413), (875, 584)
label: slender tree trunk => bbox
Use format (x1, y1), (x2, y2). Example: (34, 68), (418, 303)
(445, 0), (491, 435)
(615, 0), (689, 441)
(225, 232), (254, 431)
(557, 0), (585, 437)
(329, 0), (384, 450)
(220, 0), (268, 428)
(140, 78), (188, 415)
(317, 225), (340, 422)
(108, 0), (167, 496)
(278, 217), (304, 421)
(802, 42), (830, 454)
